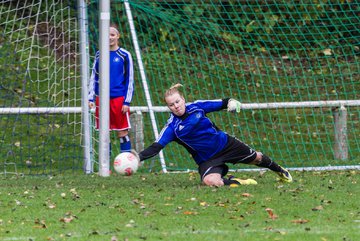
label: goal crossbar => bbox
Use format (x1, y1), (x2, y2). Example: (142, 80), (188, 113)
(1, 100), (359, 114)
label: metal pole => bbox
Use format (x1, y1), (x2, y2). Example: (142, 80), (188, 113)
(99, 0), (110, 177)
(78, 0), (92, 174)
(333, 105), (348, 160)
(124, 0), (168, 173)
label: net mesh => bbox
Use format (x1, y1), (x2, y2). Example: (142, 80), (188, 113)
(0, 1), (359, 175)
(0, 1), (82, 175)
(88, 0), (360, 171)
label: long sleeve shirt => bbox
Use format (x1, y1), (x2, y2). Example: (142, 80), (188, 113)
(139, 99), (230, 165)
(88, 47), (134, 105)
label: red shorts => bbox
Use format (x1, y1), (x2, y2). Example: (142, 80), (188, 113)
(95, 96), (131, 131)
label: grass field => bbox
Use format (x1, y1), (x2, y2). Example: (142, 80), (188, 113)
(1, 170), (359, 241)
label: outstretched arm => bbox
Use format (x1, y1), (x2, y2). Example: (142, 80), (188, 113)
(200, 98), (241, 113)
(139, 142), (164, 162)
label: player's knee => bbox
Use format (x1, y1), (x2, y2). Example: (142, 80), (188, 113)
(248, 152), (262, 165)
(117, 130), (129, 138)
(202, 174), (224, 187)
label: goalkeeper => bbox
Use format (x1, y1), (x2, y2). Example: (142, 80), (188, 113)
(137, 83), (292, 187)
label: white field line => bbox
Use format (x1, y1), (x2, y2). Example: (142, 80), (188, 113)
(168, 165), (360, 174)
(3, 225), (358, 240)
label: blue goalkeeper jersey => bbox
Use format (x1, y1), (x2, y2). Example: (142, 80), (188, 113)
(88, 47), (134, 105)
(156, 99), (228, 164)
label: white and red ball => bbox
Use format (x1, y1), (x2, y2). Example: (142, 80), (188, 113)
(113, 152), (139, 176)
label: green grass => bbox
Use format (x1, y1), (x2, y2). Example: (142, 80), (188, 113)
(1, 170), (359, 241)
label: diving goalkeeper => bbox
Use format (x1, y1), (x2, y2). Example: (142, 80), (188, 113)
(137, 83), (292, 187)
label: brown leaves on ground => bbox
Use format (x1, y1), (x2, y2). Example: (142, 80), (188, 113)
(264, 207), (311, 224)
(59, 212), (78, 223)
(312, 205), (324, 211)
(183, 210), (198, 215)
(265, 208), (278, 220)
(291, 219), (310, 224)
(242, 193), (252, 197)
(33, 218), (47, 229)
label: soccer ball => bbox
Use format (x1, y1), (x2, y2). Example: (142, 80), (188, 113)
(113, 152), (139, 176)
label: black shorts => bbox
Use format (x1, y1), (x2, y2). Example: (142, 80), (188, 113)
(198, 135), (257, 180)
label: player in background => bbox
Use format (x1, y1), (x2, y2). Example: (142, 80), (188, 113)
(88, 23), (134, 154)
(137, 83), (292, 187)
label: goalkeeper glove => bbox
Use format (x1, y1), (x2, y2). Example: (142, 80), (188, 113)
(227, 99), (241, 113)
(130, 149), (142, 163)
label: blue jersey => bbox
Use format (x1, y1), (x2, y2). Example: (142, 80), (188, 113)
(88, 47), (134, 105)
(156, 99), (228, 164)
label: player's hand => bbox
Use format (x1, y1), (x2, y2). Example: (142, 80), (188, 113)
(227, 99), (241, 113)
(130, 149), (142, 165)
(88, 101), (95, 110)
(122, 105), (129, 114)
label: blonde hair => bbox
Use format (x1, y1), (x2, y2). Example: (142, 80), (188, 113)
(164, 83), (184, 102)
(110, 23), (120, 35)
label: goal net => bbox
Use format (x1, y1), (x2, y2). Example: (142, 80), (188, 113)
(87, 0), (360, 172)
(0, 1), (83, 175)
(1, 1), (359, 175)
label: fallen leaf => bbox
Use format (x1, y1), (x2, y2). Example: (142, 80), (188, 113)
(60, 217), (74, 223)
(34, 219), (47, 229)
(183, 211), (198, 215)
(321, 200), (332, 204)
(59, 212), (77, 223)
(291, 219), (309, 224)
(48, 203), (56, 209)
(312, 205), (323, 211)
(265, 208), (278, 220)
(242, 193), (252, 197)
(229, 215), (245, 220)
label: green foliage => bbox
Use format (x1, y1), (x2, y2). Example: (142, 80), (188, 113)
(93, 1), (359, 55)
(0, 171), (359, 240)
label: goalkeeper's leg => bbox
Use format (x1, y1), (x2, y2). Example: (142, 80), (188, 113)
(251, 153), (293, 182)
(203, 173), (257, 187)
(201, 165), (257, 187)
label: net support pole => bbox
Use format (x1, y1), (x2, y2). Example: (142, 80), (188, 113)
(78, 0), (92, 174)
(124, 0), (168, 173)
(98, 0), (110, 177)
(130, 112), (144, 153)
(333, 105), (348, 160)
